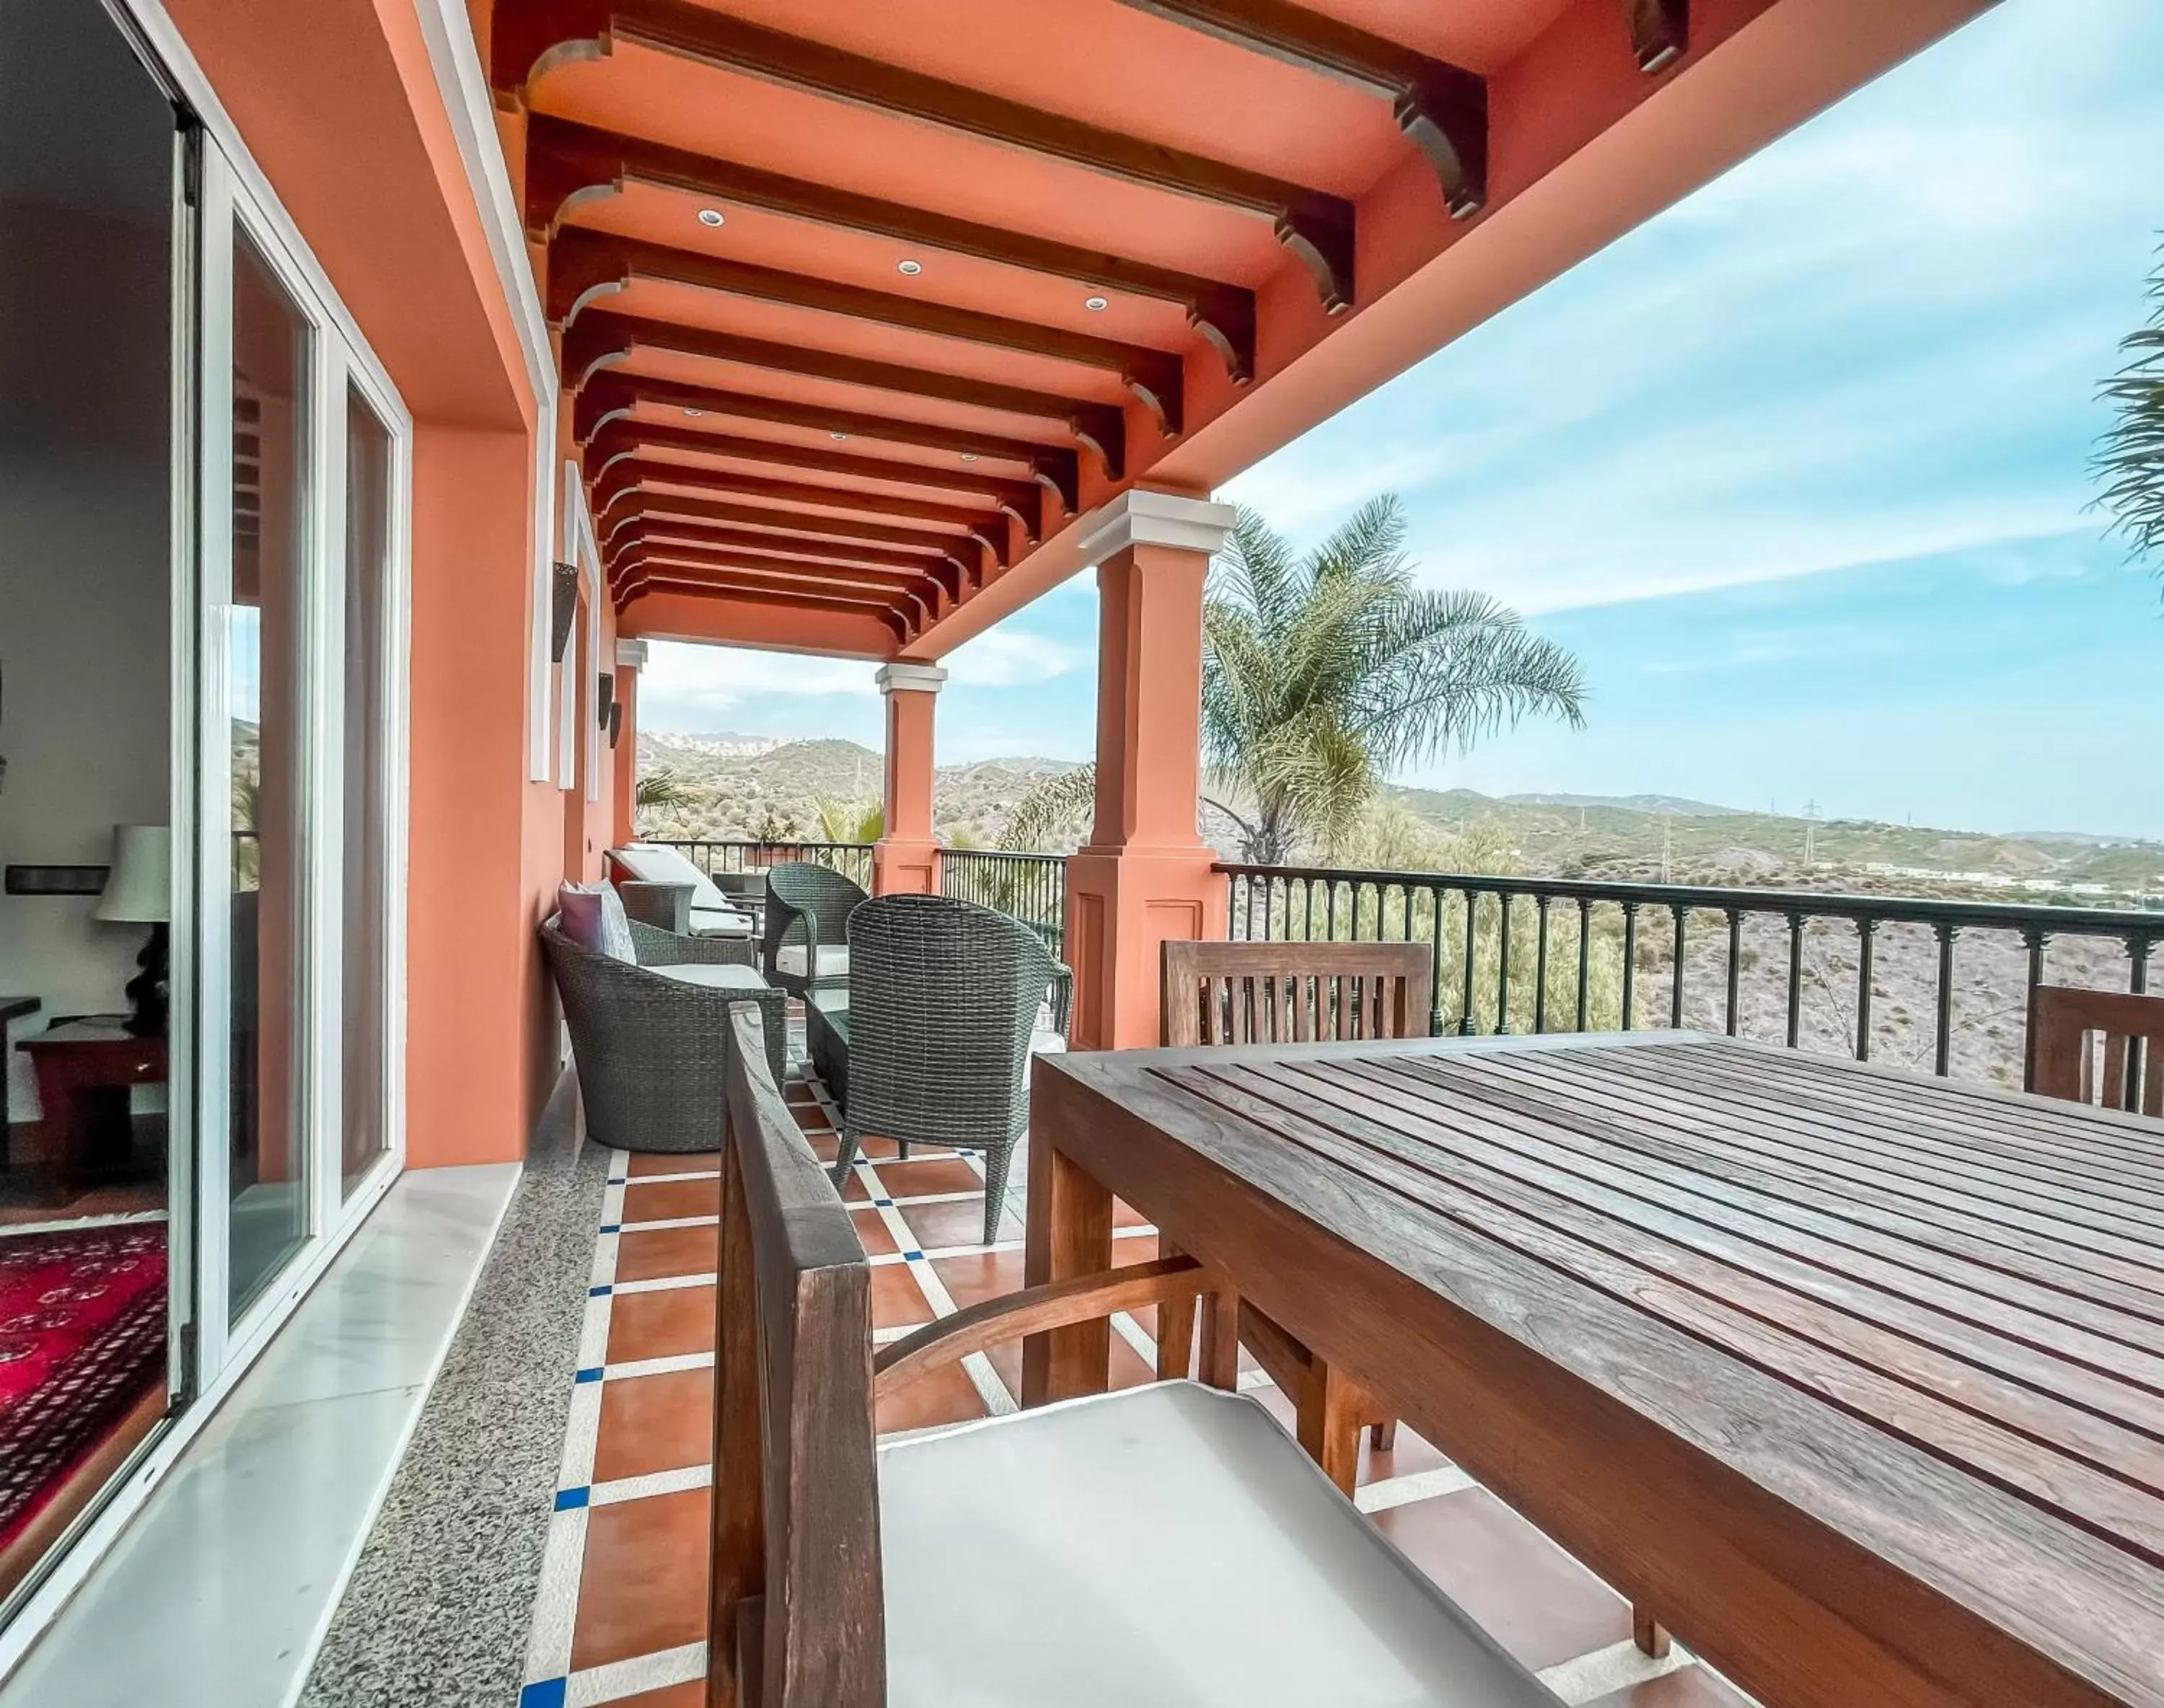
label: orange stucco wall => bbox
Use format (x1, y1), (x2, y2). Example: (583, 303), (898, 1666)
(871, 684), (940, 895)
(171, 0), (566, 1166)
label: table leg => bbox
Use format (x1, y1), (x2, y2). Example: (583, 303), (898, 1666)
(1020, 1134), (1113, 1407)
(1156, 1240), (1197, 1381)
(1297, 1359), (1367, 1496)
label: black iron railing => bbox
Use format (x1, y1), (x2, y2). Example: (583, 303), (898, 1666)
(941, 850), (1067, 951)
(644, 838), (875, 890)
(1221, 862), (2162, 1093)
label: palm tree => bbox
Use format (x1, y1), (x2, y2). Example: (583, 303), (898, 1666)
(2098, 247), (2164, 590)
(634, 765), (695, 814)
(814, 796), (884, 843)
(1202, 496), (1585, 863)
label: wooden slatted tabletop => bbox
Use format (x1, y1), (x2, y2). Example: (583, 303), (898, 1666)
(1024, 1031), (2164, 1708)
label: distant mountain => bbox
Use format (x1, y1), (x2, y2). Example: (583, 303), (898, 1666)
(1503, 791), (1746, 817)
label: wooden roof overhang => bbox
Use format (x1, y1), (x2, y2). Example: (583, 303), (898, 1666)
(491, 0), (1991, 659)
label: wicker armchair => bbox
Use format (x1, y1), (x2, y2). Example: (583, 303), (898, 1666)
(540, 914), (784, 1153)
(832, 894), (1073, 1244)
(762, 862), (868, 997)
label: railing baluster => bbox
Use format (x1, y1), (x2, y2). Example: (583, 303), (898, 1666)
(1855, 919), (1877, 1062)
(2125, 933), (2155, 1108)
(1575, 899), (1592, 1031)
(1428, 884), (1446, 1037)
(1620, 901), (1640, 1031)
(1725, 911), (1742, 1035)
(2020, 928), (2046, 1093)
(1460, 890), (1481, 1036)
(1670, 906), (1687, 1030)
(1785, 914), (1805, 1049)
(1532, 895), (1552, 1034)
(1933, 923), (1957, 1076)
(1494, 892), (1513, 1034)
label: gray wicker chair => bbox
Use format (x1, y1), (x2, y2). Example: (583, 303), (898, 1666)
(762, 861), (867, 997)
(540, 914), (786, 1153)
(831, 894), (1073, 1244)
(617, 880), (695, 933)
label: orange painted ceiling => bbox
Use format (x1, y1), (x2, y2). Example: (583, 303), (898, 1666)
(485, 0), (1966, 650)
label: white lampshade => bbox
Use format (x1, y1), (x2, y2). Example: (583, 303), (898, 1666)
(95, 824), (172, 924)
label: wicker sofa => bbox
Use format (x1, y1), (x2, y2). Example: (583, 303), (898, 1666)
(540, 912), (786, 1153)
(830, 894), (1073, 1244)
(762, 861), (866, 998)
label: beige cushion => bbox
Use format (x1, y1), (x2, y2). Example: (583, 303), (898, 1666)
(689, 904), (755, 938)
(1028, 1029), (1065, 1056)
(879, 1382), (1554, 1707)
(774, 943), (848, 979)
(649, 963), (770, 992)
(615, 843), (731, 915)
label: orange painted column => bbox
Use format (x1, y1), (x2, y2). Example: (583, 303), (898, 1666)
(1063, 491), (1237, 1050)
(611, 639), (645, 848)
(871, 662), (946, 895)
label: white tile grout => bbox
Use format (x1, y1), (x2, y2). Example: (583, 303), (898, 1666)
(600, 1351), (714, 1382)
(616, 1214), (719, 1233)
(609, 1271), (715, 1295)
(618, 1168), (718, 1185)
(1536, 1637), (1697, 1705)
(589, 1463), (711, 1506)
(566, 1639), (708, 1707)
(1355, 1464), (1476, 1513)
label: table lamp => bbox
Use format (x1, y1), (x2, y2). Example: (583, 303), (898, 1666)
(96, 824), (170, 1037)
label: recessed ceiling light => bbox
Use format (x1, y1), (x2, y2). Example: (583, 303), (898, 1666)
(959, 453), (980, 462)
(897, 258), (923, 276)
(697, 208), (726, 227)
(684, 407), (704, 418)
(830, 431), (850, 441)
(1083, 295), (1109, 312)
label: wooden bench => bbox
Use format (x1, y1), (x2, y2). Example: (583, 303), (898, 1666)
(2033, 984), (2163, 1116)
(707, 1005), (1559, 1707)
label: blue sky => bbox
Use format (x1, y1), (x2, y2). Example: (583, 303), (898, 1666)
(641, 0), (2164, 838)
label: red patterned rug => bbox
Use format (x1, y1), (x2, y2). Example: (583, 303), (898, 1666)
(0, 1224), (167, 1554)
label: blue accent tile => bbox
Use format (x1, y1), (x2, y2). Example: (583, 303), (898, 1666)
(575, 1367), (604, 1384)
(599, 1223), (622, 1234)
(902, 1250), (924, 1262)
(874, 1197), (894, 1208)
(519, 1681), (566, 1708)
(589, 1284), (612, 1297)
(554, 1486), (590, 1511)
(607, 1176), (627, 1186)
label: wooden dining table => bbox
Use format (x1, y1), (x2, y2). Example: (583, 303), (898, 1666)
(1021, 1029), (2164, 1708)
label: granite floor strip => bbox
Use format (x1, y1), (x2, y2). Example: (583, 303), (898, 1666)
(298, 1073), (608, 1708)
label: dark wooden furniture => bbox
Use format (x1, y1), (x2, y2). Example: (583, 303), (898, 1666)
(708, 1005), (1556, 1708)
(19, 1019), (165, 1199)
(1160, 937), (1433, 1048)
(1026, 1030), (2164, 1708)
(2033, 985), (2163, 1117)
(804, 987), (849, 1114)
(0, 995), (40, 1169)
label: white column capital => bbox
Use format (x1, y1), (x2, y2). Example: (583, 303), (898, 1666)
(1076, 488), (1238, 566)
(876, 662), (949, 696)
(615, 639), (649, 670)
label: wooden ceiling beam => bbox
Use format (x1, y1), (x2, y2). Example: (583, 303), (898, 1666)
(566, 308), (1130, 479)
(594, 457), (1011, 560)
(597, 488), (975, 564)
(615, 573), (915, 642)
(524, 115), (1256, 382)
(585, 420), (1044, 529)
(496, 0), (1355, 310)
(609, 519), (965, 583)
(574, 373), (1081, 514)
(615, 561), (930, 632)
(549, 227), (1186, 434)
(627, 546), (947, 608)
(1625, 1), (1689, 72)
(1106, 0), (1485, 217)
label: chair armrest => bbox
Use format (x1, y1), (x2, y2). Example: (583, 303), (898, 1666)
(871, 1256), (1214, 1400)
(632, 919), (755, 968)
(762, 894), (812, 967)
(619, 881), (692, 934)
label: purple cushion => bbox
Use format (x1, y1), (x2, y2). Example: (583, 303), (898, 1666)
(559, 883), (638, 964)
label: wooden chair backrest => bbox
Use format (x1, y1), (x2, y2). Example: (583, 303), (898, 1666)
(713, 1006), (884, 1708)
(1161, 939), (1435, 1048)
(2032, 985), (2164, 1117)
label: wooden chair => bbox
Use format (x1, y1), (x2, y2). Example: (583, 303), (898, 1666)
(1159, 939), (1433, 1492)
(708, 1005), (1558, 1708)
(2033, 985), (2164, 1117)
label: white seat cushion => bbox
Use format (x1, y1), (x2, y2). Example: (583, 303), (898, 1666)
(774, 943), (848, 979)
(648, 962), (770, 992)
(614, 843), (734, 915)
(689, 904), (755, 938)
(879, 1383), (1554, 1708)
(1028, 1029), (1065, 1056)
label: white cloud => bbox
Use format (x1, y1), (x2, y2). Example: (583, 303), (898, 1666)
(942, 626), (1088, 687)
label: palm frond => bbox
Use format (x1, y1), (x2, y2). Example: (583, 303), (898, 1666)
(998, 764), (1096, 851)
(634, 765), (696, 813)
(2096, 246), (2164, 577)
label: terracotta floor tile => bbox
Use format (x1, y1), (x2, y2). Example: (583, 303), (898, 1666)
(840, 1170), (870, 1204)
(569, 1487), (710, 1671)
(871, 1157), (985, 1199)
(1584, 1668), (1754, 1708)
(604, 1683), (706, 1708)
(790, 1102), (832, 1134)
(1110, 1233), (1160, 1267)
(615, 1225), (718, 1284)
(1358, 1421), (1453, 1487)
(1372, 1487), (1629, 1672)
(593, 1369), (713, 1484)
(1112, 1196), (1152, 1230)
(876, 1359), (987, 1434)
(895, 1194), (1011, 1251)
(928, 1248), (1025, 1311)
(625, 1150), (718, 1177)
(812, 1134), (905, 1163)
(871, 1262), (936, 1329)
(622, 1176), (720, 1223)
(852, 1207), (900, 1258)
(607, 1285), (717, 1363)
